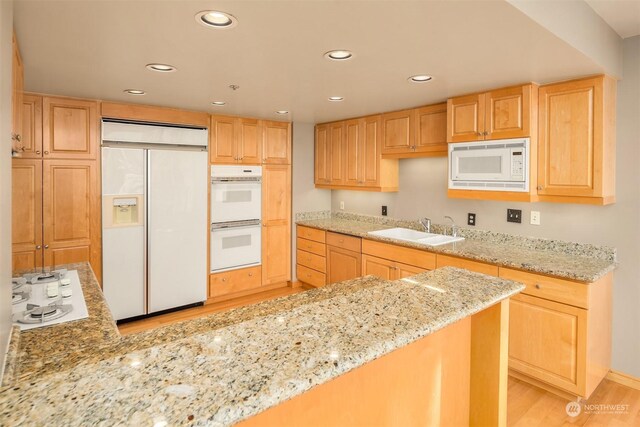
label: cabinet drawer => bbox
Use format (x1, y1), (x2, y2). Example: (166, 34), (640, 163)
(499, 267), (588, 309)
(208, 265), (262, 298)
(297, 249), (326, 273)
(436, 254), (498, 276)
(296, 237), (325, 256)
(326, 232), (361, 252)
(362, 239), (436, 270)
(297, 225), (326, 243)
(297, 264), (326, 288)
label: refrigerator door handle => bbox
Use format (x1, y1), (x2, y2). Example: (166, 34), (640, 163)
(144, 149), (149, 315)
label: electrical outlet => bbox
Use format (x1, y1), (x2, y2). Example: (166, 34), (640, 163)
(467, 213), (476, 226)
(530, 210), (541, 225)
(340, 201), (345, 210)
(507, 209), (522, 224)
(381, 205), (388, 216)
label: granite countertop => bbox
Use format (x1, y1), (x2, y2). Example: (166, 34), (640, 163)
(0, 265), (524, 426)
(296, 214), (617, 282)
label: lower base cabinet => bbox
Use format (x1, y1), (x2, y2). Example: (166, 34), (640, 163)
(296, 225), (327, 287)
(326, 232), (362, 285)
(362, 254), (426, 280)
(500, 267), (612, 399)
(208, 265), (263, 299)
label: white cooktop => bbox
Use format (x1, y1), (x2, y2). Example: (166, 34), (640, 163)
(12, 270), (89, 331)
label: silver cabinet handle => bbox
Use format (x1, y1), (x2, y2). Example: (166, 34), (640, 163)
(44, 151), (49, 155)
(537, 185), (543, 190)
(222, 278), (227, 282)
(44, 244), (49, 249)
(36, 245), (42, 249)
(535, 284), (541, 289)
(36, 150), (41, 155)
(248, 272), (253, 277)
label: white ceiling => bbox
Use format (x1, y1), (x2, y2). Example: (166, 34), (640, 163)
(15, 0), (608, 123)
(586, 0), (640, 39)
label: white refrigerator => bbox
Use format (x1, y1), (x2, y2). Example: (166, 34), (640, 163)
(101, 121), (208, 321)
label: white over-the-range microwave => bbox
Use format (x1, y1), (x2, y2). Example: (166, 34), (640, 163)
(448, 138), (529, 192)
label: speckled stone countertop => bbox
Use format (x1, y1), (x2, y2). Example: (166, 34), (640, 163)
(0, 266), (523, 426)
(297, 212), (616, 282)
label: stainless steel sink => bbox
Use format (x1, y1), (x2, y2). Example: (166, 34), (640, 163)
(368, 227), (464, 247)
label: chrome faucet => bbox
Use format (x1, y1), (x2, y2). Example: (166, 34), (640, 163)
(419, 217), (431, 233)
(444, 216), (458, 237)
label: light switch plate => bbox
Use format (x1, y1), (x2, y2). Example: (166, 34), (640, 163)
(340, 201), (345, 210)
(530, 211), (541, 225)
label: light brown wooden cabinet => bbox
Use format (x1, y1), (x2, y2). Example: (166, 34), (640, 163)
(500, 267), (612, 399)
(537, 75), (616, 205)
(296, 225), (327, 287)
(210, 115), (262, 165)
(20, 94), (43, 158)
(42, 97), (98, 160)
(362, 254), (426, 280)
(208, 265), (262, 299)
(263, 121), (291, 165)
(381, 104), (448, 158)
(362, 239), (435, 279)
(42, 160), (101, 278)
(262, 164), (291, 286)
(11, 159), (43, 271)
(315, 116), (398, 191)
(326, 232), (362, 285)
(11, 32), (24, 154)
(447, 84), (536, 143)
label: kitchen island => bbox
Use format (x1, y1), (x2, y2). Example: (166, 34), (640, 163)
(1, 263), (523, 426)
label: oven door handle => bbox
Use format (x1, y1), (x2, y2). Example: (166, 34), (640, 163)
(211, 219), (261, 230)
(211, 177), (261, 183)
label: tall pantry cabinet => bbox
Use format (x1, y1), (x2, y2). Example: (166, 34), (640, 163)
(11, 94), (101, 281)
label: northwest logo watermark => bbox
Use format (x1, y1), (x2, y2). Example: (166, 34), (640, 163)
(566, 400), (630, 417)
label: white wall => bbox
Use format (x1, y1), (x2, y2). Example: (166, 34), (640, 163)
(330, 36), (640, 377)
(0, 0), (14, 379)
(291, 122), (331, 281)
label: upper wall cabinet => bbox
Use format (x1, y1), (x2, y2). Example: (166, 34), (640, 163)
(263, 120), (291, 165)
(20, 94), (43, 159)
(11, 32), (24, 154)
(381, 104), (448, 158)
(447, 84), (537, 143)
(315, 115), (398, 192)
(537, 75), (616, 205)
(210, 115), (261, 165)
(42, 96), (99, 160)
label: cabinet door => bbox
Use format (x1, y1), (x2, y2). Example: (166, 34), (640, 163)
(447, 93), (485, 142)
(12, 33), (24, 152)
(210, 115), (237, 164)
(362, 254), (396, 280)
(263, 120), (291, 165)
(538, 77), (604, 198)
(362, 115), (381, 187)
(262, 165), (291, 285)
(396, 262), (427, 279)
(20, 94), (43, 158)
(237, 118), (262, 165)
(344, 119), (361, 186)
(485, 85), (531, 140)
(509, 293), (587, 395)
(43, 160), (99, 273)
(42, 97), (98, 159)
(315, 124), (330, 184)
(329, 122), (345, 184)
(326, 246), (361, 285)
(381, 109), (415, 154)
(415, 104), (447, 154)
(12, 159), (43, 271)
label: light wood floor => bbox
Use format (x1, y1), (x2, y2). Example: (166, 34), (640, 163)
(118, 290), (640, 426)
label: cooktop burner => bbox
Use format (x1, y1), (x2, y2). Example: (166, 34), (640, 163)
(11, 290), (30, 305)
(16, 303), (73, 324)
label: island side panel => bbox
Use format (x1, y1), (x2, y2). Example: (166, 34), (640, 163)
(469, 299), (510, 427)
(238, 317), (472, 427)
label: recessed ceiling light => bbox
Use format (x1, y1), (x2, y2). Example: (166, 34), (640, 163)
(211, 101), (226, 106)
(195, 10), (238, 29)
(408, 75), (433, 83)
(324, 50), (353, 61)
(275, 110), (289, 115)
(123, 89), (145, 95)
(328, 96), (344, 102)
(146, 63), (177, 73)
